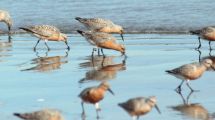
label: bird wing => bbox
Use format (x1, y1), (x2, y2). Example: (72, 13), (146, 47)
(27, 25), (60, 37)
(83, 18), (114, 30)
(171, 64), (196, 77)
(89, 32), (117, 44)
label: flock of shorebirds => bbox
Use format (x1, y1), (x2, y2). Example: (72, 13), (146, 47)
(1, 9), (215, 120)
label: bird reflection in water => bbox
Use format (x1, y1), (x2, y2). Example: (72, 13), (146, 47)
(21, 51), (68, 72)
(79, 55), (126, 83)
(0, 35), (12, 62)
(171, 91), (214, 120)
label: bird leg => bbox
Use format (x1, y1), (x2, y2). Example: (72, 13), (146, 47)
(175, 80), (185, 93)
(64, 41), (70, 50)
(95, 103), (101, 119)
(34, 39), (41, 51)
(91, 48), (97, 57)
(97, 48), (100, 56)
(81, 102), (86, 118)
(209, 41), (212, 51)
(195, 37), (201, 50)
(44, 40), (50, 51)
(101, 49), (105, 57)
(195, 49), (201, 62)
(186, 80), (199, 92)
(132, 116), (138, 120)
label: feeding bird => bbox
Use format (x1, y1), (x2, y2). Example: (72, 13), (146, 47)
(19, 25), (70, 51)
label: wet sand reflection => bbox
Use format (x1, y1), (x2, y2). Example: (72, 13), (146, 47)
(21, 51), (68, 72)
(170, 91), (214, 120)
(79, 55), (126, 83)
(0, 36), (12, 62)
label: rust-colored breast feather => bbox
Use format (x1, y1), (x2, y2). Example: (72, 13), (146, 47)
(98, 40), (117, 50)
(82, 88), (105, 104)
(203, 33), (215, 41)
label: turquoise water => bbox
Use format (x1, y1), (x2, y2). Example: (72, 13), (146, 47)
(0, 0), (215, 33)
(0, 34), (215, 119)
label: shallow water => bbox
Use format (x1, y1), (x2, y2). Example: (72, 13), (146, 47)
(1, 0), (215, 33)
(0, 33), (215, 120)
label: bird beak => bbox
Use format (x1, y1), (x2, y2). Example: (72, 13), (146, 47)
(155, 104), (161, 114)
(108, 88), (114, 95)
(211, 65), (215, 71)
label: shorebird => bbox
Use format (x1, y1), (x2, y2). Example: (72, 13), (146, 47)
(191, 26), (215, 50)
(13, 109), (64, 120)
(75, 17), (124, 41)
(118, 96), (161, 120)
(0, 10), (12, 33)
(19, 25), (70, 51)
(166, 59), (215, 92)
(77, 30), (125, 56)
(79, 82), (114, 118)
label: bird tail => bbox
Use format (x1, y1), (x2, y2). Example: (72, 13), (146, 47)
(19, 27), (34, 33)
(190, 30), (201, 35)
(77, 30), (85, 36)
(165, 70), (174, 74)
(13, 113), (27, 119)
(75, 17), (87, 22)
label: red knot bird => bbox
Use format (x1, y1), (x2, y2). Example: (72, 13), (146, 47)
(118, 96), (161, 120)
(75, 17), (124, 41)
(77, 30), (125, 56)
(0, 10), (12, 33)
(79, 82), (114, 118)
(166, 59), (215, 92)
(191, 26), (215, 50)
(19, 25), (70, 51)
(13, 108), (64, 120)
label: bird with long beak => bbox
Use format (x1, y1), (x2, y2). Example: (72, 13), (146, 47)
(19, 25), (69, 51)
(118, 96), (161, 120)
(190, 26), (215, 50)
(77, 30), (125, 56)
(0, 10), (12, 34)
(166, 59), (215, 93)
(75, 17), (124, 41)
(79, 82), (114, 119)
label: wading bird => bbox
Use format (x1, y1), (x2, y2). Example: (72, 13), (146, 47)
(118, 96), (161, 120)
(75, 17), (124, 41)
(0, 10), (12, 33)
(13, 109), (64, 120)
(166, 59), (215, 92)
(79, 82), (114, 119)
(19, 25), (70, 51)
(191, 26), (215, 50)
(77, 30), (125, 56)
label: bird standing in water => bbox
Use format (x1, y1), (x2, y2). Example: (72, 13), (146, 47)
(191, 26), (215, 50)
(79, 82), (114, 119)
(75, 17), (124, 41)
(0, 10), (12, 33)
(118, 96), (161, 120)
(19, 25), (70, 51)
(13, 109), (64, 120)
(166, 59), (215, 92)
(77, 30), (125, 56)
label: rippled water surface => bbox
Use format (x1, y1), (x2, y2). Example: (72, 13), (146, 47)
(0, 34), (215, 120)
(0, 0), (215, 33)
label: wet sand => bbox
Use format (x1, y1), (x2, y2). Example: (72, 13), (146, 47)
(0, 34), (215, 120)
